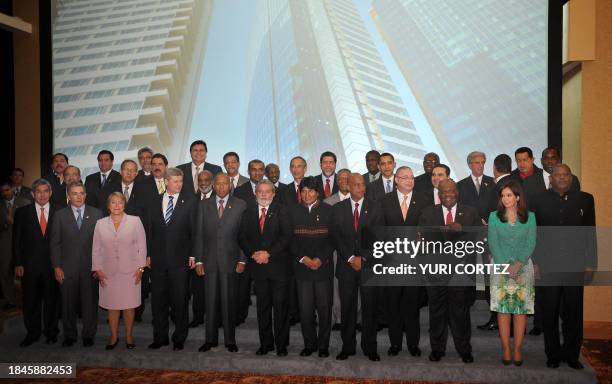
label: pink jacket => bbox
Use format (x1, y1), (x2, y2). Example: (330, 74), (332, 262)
(92, 214), (146, 276)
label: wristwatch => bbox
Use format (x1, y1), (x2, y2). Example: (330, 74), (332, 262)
(138, 267), (145, 273)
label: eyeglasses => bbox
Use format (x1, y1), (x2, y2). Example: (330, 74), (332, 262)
(395, 176), (414, 181)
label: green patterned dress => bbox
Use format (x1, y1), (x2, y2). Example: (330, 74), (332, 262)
(488, 211), (536, 314)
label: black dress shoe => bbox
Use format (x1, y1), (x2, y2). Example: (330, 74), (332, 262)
(19, 336), (39, 347)
(62, 338), (76, 347)
(335, 351), (354, 360)
(461, 353), (474, 363)
(567, 360), (584, 370)
(277, 348), (288, 356)
(300, 348), (316, 356)
(289, 317), (299, 326)
(318, 349), (329, 358)
(546, 360), (560, 368)
(332, 323), (341, 331)
(367, 352), (381, 361)
(173, 343), (184, 351)
(126, 343), (136, 349)
(429, 351), (444, 362)
(529, 326), (542, 336)
(45, 336), (58, 345)
(198, 342), (218, 352)
(408, 345), (421, 357)
(256, 345), (274, 355)
(477, 320), (498, 331)
(83, 338), (94, 347)
(387, 345), (401, 356)
(226, 344), (238, 353)
(105, 339), (119, 350)
(148, 341), (169, 349)
(189, 320), (203, 328)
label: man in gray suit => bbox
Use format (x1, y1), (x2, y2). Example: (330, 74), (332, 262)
(323, 169), (353, 330)
(50, 182), (102, 347)
(195, 173), (247, 353)
(223, 152), (249, 194)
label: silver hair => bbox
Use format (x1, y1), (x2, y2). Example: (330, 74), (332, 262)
(67, 181), (85, 194)
(31, 178), (52, 191)
(164, 167), (184, 181)
(467, 151), (486, 164)
(395, 166), (413, 174)
(256, 179), (275, 192)
(337, 168), (351, 176)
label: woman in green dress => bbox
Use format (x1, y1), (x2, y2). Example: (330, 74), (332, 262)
(488, 179), (536, 366)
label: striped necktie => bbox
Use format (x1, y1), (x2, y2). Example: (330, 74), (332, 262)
(165, 196), (174, 224)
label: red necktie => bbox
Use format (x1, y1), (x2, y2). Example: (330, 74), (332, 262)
(353, 202), (360, 232)
(39, 207), (47, 236)
(259, 207), (267, 233)
(446, 209), (453, 225)
(324, 178), (331, 198)
(296, 184), (302, 204)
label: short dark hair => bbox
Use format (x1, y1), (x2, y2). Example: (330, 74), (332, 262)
(248, 159), (264, 170)
(432, 164), (450, 177)
(223, 151), (240, 163)
(12, 168), (25, 176)
(514, 147), (533, 158)
(265, 163), (279, 173)
(290, 156), (306, 166)
(299, 176), (318, 192)
(52, 153), (69, 163)
(137, 147), (153, 158)
(365, 150), (380, 158)
(493, 154), (512, 174)
(120, 159), (138, 169)
(97, 150), (114, 161)
(320, 151), (337, 163)
(152, 153), (168, 166)
(542, 146), (561, 158)
(379, 152), (395, 163)
(190, 140), (208, 152)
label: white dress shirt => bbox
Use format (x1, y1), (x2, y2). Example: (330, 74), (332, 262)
(338, 191), (350, 201)
(35, 202), (50, 223)
(382, 175), (394, 193)
(100, 171), (110, 184)
(442, 204), (458, 223)
(162, 192), (180, 216)
(258, 203), (270, 218)
(433, 188), (440, 205)
(201, 190), (213, 200)
(321, 174), (335, 189)
(495, 173), (510, 184)
(397, 190), (413, 206)
(368, 172), (380, 183)
(543, 170), (551, 189)
(348, 197), (364, 263)
(471, 175), (482, 190)
(121, 182), (134, 200)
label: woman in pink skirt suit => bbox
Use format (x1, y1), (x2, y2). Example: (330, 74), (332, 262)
(92, 192), (147, 349)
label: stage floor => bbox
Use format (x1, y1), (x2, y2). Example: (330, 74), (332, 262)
(0, 298), (597, 383)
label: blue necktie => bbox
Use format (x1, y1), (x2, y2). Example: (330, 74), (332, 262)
(102, 173), (107, 187)
(76, 208), (83, 229)
(385, 179), (392, 193)
(164, 195), (174, 224)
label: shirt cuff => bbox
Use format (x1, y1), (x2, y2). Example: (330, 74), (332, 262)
(299, 257), (306, 264)
(238, 261), (246, 265)
(348, 255), (355, 263)
(195, 262), (203, 265)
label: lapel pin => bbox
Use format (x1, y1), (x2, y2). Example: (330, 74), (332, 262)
(316, 215), (320, 222)
(86, 216), (89, 219)
(458, 212), (463, 216)
(181, 199), (184, 203)
(483, 182), (488, 187)
(228, 205), (231, 209)
(364, 210), (367, 214)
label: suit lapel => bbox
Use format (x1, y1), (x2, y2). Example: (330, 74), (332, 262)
(167, 195), (186, 225)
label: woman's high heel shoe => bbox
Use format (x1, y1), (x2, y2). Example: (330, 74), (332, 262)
(502, 359), (512, 366)
(514, 360), (523, 366)
(105, 339), (119, 350)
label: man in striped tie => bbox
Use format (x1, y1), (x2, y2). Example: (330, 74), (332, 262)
(146, 167), (196, 351)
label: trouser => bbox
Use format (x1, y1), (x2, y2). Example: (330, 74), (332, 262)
(296, 279), (332, 350)
(254, 278), (289, 349)
(22, 268), (60, 339)
(190, 269), (205, 323)
(150, 267), (189, 344)
(236, 263), (252, 324)
(204, 271), (237, 345)
(385, 286), (421, 348)
(427, 286), (472, 356)
(60, 270), (98, 340)
(540, 286), (583, 363)
(338, 274), (378, 355)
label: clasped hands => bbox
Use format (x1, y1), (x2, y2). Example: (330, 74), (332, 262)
(301, 256), (322, 271)
(252, 250), (271, 264)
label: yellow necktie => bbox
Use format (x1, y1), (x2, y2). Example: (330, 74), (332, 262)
(157, 180), (165, 194)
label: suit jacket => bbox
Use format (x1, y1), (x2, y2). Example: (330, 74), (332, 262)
(274, 182), (288, 204)
(413, 172), (432, 192)
(92, 215), (147, 276)
(381, 191), (429, 227)
(1, 197), (30, 256)
(99, 181), (148, 219)
(177, 162), (223, 197)
(234, 180), (282, 208)
(85, 169), (121, 208)
(197, 190), (216, 201)
(230, 174), (249, 195)
(50, 205), (103, 278)
(289, 202), (334, 281)
(194, 195), (246, 274)
(15, 186), (33, 202)
(239, 201), (291, 281)
(51, 184), (69, 209)
(12, 203), (57, 274)
(146, 193), (195, 270)
(457, 174), (495, 221)
(135, 169), (152, 183)
(323, 192), (347, 207)
(363, 172), (380, 186)
(314, 173), (339, 199)
(522, 171), (580, 209)
(139, 176), (164, 206)
(43, 172), (64, 195)
(282, 181), (301, 207)
(365, 176), (395, 202)
(331, 197), (383, 280)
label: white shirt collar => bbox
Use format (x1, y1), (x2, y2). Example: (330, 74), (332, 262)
(322, 173), (335, 184)
(258, 203), (270, 217)
(350, 197), (364, 212)
(307, 201), (318, 212)
(338, 191), (350, 201)
(495, 173), (510, 184)
(442, 204), (457, 221)
(192, 162), (204, 172)
(122, 182), (134, 189)
(215, 194), (228, 205)
(35, 202), (50, 211)
(543, 170), (551, 189)
(397, 189), (412, 204)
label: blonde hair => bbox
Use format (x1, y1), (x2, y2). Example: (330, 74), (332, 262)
(106, 191), (126, 207)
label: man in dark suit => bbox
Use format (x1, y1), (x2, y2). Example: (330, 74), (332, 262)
(414, 152), (439, 192)
(239, 180), (292, 356)
(314, 151), (339, 199)
(51, 165), (81, 209)
(332, 173), (383, 362)
(283, 156), (308, 208)
(195, 173), (247, 353)
(457, 151), (495, 221)
(366, 152), (396, 202)
(523, 147), (581, 202)
(10, 168), (33, 202)
(265, 163), (288, 198)
(177, 140), (223, 197)
(140, 153), (168, 204)
(423, 164), (451, 206)
(381, 166), (429, 357)
(146, 167), (195, 351)
(234, 159), (265, 207)
(530, 164), (596, 370)
(196, 170), (215, 201)
(223, 152), (249, 194)
(12, 178), (59, 346)
(288, 177), (334, 357)
(50, 182), (102, 347)
(43, 153), (69, 196)
(84, 150), (121, 208)
(363, 150), (381, 185)
(135, 147), (154, 183)
(418, 179), (481, 363)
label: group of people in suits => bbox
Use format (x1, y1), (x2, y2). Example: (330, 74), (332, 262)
(2, 140), (595, 370)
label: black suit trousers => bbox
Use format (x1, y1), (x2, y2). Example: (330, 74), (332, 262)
(540, 286), (583, 363)
(60, 270), (98, 340)
(236, 263), (252, 323)
(385, 286), (421, 348)
(205, 271), (237, 345)
(427, 285), (472, 356)
(21, 269), (60, 339)
(254, 278), (289, 349)
(296, 279), (332, 350)
(338, 273), (378, 355)
(150, 267), (189, 344)
(190, 269), (206, 323)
